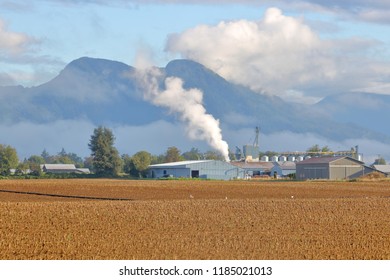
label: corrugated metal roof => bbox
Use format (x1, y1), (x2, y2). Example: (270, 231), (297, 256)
(230, 161), (274, 170)
(149, 160), (213, 168)
(43, 164), (76, 170)
(373, 165), (390, 173)
(296, 156), (346, 165)
(275, 161), (296, 170)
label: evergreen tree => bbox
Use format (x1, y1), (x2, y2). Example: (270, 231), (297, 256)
(88, 126), (122, 176)
(41, 149), (50, 162)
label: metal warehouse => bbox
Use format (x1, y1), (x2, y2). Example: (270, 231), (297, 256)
(296, 156), (382, 180)
(148, 160), (243, 180)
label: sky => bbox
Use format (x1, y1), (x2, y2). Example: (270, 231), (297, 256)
(1, 0), (390, 162)
(1, 0), (389, 102)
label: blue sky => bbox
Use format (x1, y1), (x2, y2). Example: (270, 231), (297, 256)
(1, 0), (389, 102)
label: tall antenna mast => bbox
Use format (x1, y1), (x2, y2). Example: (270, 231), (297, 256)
(254, 126), (259, 147)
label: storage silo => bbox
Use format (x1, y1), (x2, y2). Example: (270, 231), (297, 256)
(297, 156), (304, 162)
(261, 155), (269, 162)
(279, 156), (287, 162)
(287, 155), (296, 162)
(271, 155), (279, 162)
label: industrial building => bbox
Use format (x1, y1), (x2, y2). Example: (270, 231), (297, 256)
(296, 156), (382, 180)
(230, 161), (274, 178)
(236, 127), (260, 162)
(148, 160), (244, 180)
(372, 165), (390, 176)
(270, 161), (296, 178)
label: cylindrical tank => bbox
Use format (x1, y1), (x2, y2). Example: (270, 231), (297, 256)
(304, 155), (312, 160)
(271, 155), (279, 162)
(261, 155), (269, 162)
(297, 156), (304, 162)
(287, 156), (296, 162)
(279, 156), (287, 162)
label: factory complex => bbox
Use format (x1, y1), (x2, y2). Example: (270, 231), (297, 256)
(148, 128), (389, 180)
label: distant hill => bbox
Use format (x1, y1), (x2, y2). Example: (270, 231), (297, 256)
(314, 92), (390, 134)
(1, 57), (390, 153)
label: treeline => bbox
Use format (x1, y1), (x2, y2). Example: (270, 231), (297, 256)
(0, 144), (88, 177)
(2, 127), (386, 178)
(0, 127), (226, 178)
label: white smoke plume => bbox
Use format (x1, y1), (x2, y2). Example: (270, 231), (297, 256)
(135, 66), (230, 161)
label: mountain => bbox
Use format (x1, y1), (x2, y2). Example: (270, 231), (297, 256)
(0, 57), (169, 125)
(163, 59), (390, 142)
(1, 57), (390, 157)
(314, 92), (390, 134)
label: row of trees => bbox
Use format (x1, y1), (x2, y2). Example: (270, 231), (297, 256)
(2, 127), (387, 177)
(88, 127), (226, 177)
(0, 126), (227, 177)
(0, 144), (87, 176)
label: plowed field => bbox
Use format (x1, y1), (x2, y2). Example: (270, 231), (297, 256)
(1, 179), (390, 259)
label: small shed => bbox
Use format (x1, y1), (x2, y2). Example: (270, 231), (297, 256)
(296, 156), (381, 180)
(148, 160), (243, 180)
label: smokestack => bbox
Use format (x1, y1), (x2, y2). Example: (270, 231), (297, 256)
(135, 67), (230, 161)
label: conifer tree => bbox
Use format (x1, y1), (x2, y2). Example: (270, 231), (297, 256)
(88, 126), (122, 176)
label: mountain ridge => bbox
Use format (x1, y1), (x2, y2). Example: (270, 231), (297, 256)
(1, 56), (390, 151)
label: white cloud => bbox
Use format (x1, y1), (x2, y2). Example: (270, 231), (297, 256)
(0, 18), (36, 56)
(0, 17), (61, 86)
(166, 8), (333, 98)
(166, 7), (390, 101)
(34, 0), (390, 24)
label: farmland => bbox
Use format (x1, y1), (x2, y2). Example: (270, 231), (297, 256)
(1, 179), (390, 260)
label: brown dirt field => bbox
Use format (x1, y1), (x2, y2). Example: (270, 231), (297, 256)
(1, 179), (390, 260)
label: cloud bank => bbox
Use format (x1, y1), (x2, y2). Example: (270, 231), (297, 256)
(0, 16), (62, 86)
(34, 0), (390, 24)
(5, 119), (389, 164)
(166, 7), (390, 102)
(0, 19), (34, 56)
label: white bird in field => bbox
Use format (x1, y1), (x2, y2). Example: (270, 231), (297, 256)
(189, 194), (194, 199)
(291, 196), (294, 199)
